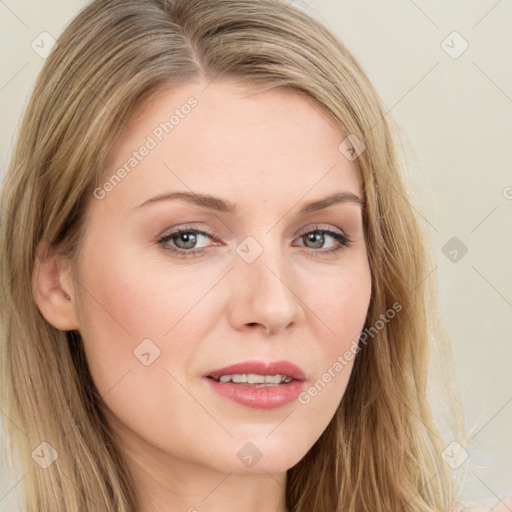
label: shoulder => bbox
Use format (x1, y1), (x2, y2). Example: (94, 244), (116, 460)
(453, 493), (512, 512)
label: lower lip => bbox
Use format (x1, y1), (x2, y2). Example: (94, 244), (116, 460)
(204, 378), (306, 409)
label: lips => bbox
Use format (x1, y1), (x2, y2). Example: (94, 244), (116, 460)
(205, 360), (306, 381)
(203, 360), (306, 410)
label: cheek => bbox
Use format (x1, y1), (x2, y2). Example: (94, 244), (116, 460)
(296, 258), (371, 420)
(74, 252), (202, 438)
(73, 249), (173, 392)
(308, 254), (372, 346)
(74, 244), (221, 405)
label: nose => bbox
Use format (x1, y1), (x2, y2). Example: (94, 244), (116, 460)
(227, 242), (305, 336)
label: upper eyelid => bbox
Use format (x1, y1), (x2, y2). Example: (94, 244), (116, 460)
(162, 224), (345, 234)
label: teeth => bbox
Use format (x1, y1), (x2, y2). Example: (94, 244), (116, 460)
(216, 374), (293, 384)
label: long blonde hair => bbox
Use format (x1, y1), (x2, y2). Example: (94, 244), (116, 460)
(0, 0), (468, 510)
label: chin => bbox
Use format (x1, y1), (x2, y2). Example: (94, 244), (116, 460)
(203, 431), (316, 475)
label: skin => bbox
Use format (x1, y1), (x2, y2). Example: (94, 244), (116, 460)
(33, 80), (372, 512)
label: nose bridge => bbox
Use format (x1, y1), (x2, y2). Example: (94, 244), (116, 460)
(229, 233), (303, 333)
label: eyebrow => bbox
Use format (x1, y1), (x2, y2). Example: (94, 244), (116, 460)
(135, 190), (365, 214)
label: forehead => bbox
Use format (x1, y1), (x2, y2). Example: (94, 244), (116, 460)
(98, 80), (363, 214)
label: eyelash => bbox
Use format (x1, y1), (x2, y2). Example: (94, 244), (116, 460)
(157, 224), (353, 259)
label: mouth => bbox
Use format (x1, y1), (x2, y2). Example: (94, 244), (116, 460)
(203, 360), (306, 409)
(207, 373), (295, 386)
(205, 359), (306, 383)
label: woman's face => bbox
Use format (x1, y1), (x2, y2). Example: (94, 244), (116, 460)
(66, 81), (371, 478)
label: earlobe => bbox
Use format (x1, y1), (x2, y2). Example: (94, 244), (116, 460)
(32, 240), (80, 331)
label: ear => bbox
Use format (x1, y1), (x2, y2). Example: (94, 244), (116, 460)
(32, 239), (81, 331)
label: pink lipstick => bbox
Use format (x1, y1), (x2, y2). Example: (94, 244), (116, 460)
(203, 360), (306, 410)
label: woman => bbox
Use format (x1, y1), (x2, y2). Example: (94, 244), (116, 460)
(0, 0), (509, 511)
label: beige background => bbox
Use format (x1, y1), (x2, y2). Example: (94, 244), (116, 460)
(1, 0), (511, 509)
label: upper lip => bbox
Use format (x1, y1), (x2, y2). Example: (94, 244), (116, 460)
(205, 360), (306, 381)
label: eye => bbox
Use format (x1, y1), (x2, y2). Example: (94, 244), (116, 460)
(157, 224), (353, 258)
(294, 225), (353, 255)
(157, 227), (218, 258)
